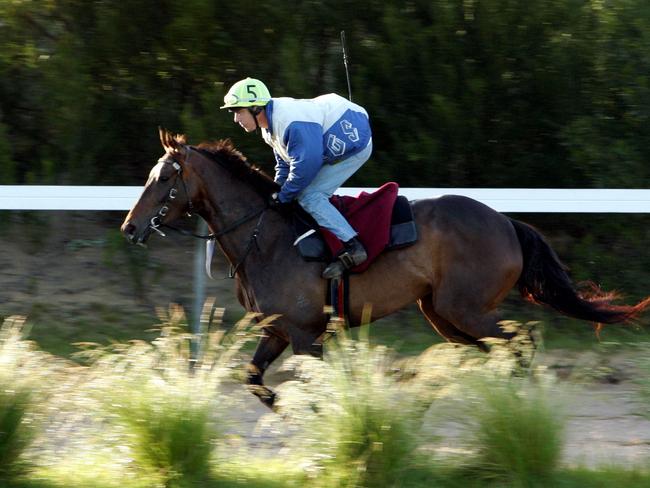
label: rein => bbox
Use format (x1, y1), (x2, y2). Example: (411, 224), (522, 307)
(151, 150), (269, 278)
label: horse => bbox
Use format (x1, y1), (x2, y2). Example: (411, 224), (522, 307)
(121, 128), (650, 409)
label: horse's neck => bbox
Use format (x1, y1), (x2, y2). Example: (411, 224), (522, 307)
(198, 166), (287, 272)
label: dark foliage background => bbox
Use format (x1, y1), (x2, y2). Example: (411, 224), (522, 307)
(2, 0), (650, 300)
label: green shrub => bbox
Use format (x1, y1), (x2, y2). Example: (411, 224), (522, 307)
(0, 381), (33, 480)
(272, 327), (426, 488)
(470, 379), (564, 483)
(104, 376), (217, 486)
(75, 303), (259, 487)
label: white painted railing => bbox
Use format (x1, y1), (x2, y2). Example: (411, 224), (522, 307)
(1, 186), (650, 212)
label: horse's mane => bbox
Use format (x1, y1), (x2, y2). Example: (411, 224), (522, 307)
(193, 139), (279, 196)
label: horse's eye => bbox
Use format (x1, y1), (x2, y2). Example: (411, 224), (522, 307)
(160, 175), (170, 182)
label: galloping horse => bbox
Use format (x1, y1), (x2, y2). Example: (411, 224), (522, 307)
(121, 129), (650, 408)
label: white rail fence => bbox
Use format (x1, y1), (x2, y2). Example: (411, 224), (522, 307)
(2, 186), (650, 212)
(4, 185), (647, 341)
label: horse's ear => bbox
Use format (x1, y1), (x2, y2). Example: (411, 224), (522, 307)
(158, 127), (186, 156)
(159, 126), (170, 150)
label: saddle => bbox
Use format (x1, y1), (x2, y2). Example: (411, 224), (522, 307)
(292, 182), (418, 270)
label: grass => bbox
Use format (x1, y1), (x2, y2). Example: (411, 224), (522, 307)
(332, 297), (650, 358)
(263, 324), (566, 487)
(59, 303), (262, 488)
(464, 378), (565, 484)
(0, 317), (64, 485)
(0, 377), (34, 481)
(7, 286), (650, 361)
(385, 464), (650, 488)
(93, 368), (218, 486)
(24, 312), (159, 359)
(0, 307), (649, 487)
(281, 327), (424, 487)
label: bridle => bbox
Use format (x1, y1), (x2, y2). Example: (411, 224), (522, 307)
(150, 147), (268, 278)
(149, 157), (195, 238)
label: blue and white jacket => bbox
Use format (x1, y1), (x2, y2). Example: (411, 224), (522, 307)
(261, 94), (371, 202)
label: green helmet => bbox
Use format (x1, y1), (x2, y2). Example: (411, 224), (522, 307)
(220, 78), (271, 109)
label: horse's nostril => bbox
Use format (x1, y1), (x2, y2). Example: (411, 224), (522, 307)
(122, 222), (136, 237)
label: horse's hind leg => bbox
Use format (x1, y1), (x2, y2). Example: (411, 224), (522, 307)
(418, 294), (486, 349)
(435, 299), (539, 368)
(438, 300), (516, 344)
(421, 296), (534, 367)
(450, 308), (537, 369)
(247, 331), (289, 410)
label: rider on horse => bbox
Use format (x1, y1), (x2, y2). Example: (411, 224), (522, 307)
(220, 77), (372, 279)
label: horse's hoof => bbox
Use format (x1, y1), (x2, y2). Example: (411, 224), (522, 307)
(248, 384), (277, 411)
(308, 342), (323, 358)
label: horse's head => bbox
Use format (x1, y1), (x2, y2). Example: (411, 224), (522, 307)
(121, 128), (199, 244)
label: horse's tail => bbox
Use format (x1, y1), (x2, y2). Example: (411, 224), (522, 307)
(510, 218), (650, 324)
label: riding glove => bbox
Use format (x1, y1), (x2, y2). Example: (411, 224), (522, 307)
(269, 192), (293, 214)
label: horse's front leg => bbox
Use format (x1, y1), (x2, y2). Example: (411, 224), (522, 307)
(247, 331), (289, 410)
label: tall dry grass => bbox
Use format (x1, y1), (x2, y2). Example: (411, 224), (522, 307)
(34, 302), (266, 488)
(0, 317), (37, 481)
(0, 307), (578, 487)
(260, 320), (565, 487)
(411, 322), (564, 485)
(0, 315), (71, 486)
(266, 326), (423, 487)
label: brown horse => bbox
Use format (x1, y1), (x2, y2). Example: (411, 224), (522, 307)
(121, 129), (650, 408)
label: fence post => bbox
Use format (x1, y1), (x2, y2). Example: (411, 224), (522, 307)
(190, 218), (208, 365)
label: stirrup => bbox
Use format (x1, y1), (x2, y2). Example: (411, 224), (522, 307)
(321, 250), (368, 279)
(339, 251), (357, 269)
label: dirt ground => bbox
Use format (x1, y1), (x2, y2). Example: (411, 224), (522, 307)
(2, 211), (650, 469)
(0, 211), (244, 350)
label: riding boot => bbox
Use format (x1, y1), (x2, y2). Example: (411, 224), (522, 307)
(322, 237), (368, 279)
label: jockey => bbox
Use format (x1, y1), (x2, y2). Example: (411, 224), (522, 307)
(220, 77), (373, 279)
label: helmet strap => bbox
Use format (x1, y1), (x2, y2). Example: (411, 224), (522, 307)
(248, 106), (263, 133)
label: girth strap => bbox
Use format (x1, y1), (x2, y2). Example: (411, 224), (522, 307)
(328, 274), (350, 324)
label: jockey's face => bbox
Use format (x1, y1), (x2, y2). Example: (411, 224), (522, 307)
(232, 108), (257, 132)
